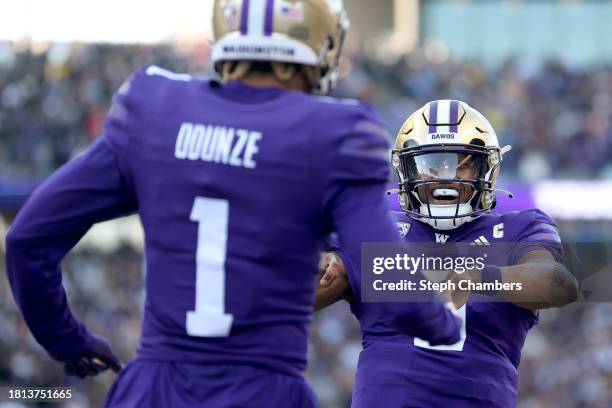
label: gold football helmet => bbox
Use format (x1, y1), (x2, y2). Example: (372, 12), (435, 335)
(212, 0), (349, 94)
(392, 100), (512, 230)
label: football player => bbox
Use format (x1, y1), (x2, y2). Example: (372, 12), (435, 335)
(5, 2), (461, 407)
(316, 100), (578, 407)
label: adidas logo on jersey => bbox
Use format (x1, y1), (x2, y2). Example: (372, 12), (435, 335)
(470, 236), (491, 246)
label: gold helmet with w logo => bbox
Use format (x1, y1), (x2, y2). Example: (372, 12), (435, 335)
(392, 100), (513, 230)
(212, 0), (349, 94)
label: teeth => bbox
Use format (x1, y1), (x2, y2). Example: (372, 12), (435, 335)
(433, 189), (459, 198)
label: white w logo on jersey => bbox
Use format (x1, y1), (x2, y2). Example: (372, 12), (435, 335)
(435, 233), (449, 244)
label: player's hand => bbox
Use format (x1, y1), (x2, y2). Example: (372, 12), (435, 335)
(447, 269), (481, 309)
(64, 334), (122, 378)
(318, 252), (344, 288)
(315, 252), (354, 310)
(422, 269), (464, 308)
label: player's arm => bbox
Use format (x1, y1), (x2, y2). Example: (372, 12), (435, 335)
(452, 250), (577, 311)
(315, 248), (463, 347)
(322, 106), (461, 345)
(452, 211), (578, 311)
(492, 212), (577, 310)
(327, 183), (461, 345)
(492, 250), (577, 310)
(5, 74), (140, 376)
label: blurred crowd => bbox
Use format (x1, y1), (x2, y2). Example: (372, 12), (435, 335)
(0, 43), (199, 183)
(1, 41), (612, 184)
(2, 245), (612, 408)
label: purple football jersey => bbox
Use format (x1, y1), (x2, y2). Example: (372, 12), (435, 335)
(344, 195), (563, 408)
(5, 66), (404, 397)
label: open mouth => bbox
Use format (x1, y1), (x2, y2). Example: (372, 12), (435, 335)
(430, 188), (460, 204)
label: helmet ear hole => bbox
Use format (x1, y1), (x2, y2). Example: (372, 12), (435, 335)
(403, 139), (418, 149)
(470, 138), (485, 147)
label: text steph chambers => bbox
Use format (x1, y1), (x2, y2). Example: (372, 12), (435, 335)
(372, 279), (523, 293)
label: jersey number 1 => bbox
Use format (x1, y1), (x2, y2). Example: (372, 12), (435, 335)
(186, 197), (234, 337)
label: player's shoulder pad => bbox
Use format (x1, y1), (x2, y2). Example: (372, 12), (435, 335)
(325, 99), (389, 155)
(121, 65), (203, 99)
(306, 95), (385, 133)
(111, 65), (211, 119)
(104, 66), (182, 150)
(503, 208), (561, 243)
(502, 208), (558, 227)
(312, 94), (362, 106)
(527, 208), (558, 227)
(311, 98), (390, 182)
(126, 64), (194, 86)
(144, 65), (193, 82)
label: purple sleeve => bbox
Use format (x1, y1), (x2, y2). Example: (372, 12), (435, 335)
(323, 106), (461, 345)
(510, 209), (563, 264)
(325, 187), (461, 344)
(5, 82), (139, 362)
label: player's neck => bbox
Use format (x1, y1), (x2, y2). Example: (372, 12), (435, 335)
(239, 73), (309, 93)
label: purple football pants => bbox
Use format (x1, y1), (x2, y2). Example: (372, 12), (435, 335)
(105, 359), (317, 408)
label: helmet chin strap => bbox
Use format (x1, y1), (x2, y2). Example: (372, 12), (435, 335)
(417, 203), (475, 231)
